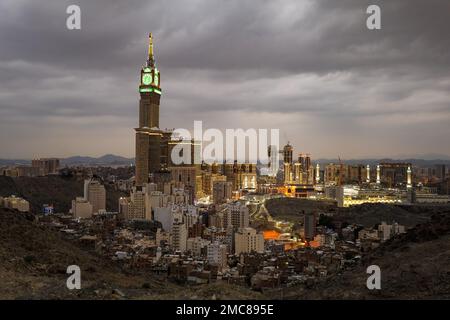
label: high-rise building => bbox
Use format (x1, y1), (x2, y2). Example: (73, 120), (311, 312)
(168, 138), (201, 167)
(435, 164), (446, 182)
(304, 212), (316, 241)
(171, 216), (187, 252)
(282, 144), (293, 184)
(234, 227), (264, 255)
(207, 242), (228, 271)
(223, 161), (257, 191)
(135, 33), (164, 186)
(283, 143), (293, 164)
(212, 180), (233, 204)
(267, 145), (279, 177)
(169, 166), (197, 202)
(31, 158), (60, 176)
(315, 163), (320, 184)
(120, 185), (153, 220)
(84, 178), (106, 214)
(376, 164), (381, 184)
(202, 172), (227, 196)
(223, 202), (249, 229)
(72, 197), (93, 219)
(379, 162), (412, 188)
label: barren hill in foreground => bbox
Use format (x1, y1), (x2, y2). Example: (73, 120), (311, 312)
(2, 206), (450, 300)
(280, 211), (450, 299)
(0, 208), (261, 300)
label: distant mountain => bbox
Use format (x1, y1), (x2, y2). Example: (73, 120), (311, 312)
(0, 159), (30, 166)
(395, 153), (450, 161)
(315, 158), (450, 166)
(2, 154), (450, 167)
(0, 155), (134, 167)
(60, 154), (134, 166)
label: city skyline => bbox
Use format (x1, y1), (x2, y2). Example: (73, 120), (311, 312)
(1, 1), (450, 303)
(1, 0), (450, 159)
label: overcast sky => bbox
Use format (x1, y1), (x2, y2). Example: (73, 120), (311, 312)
(0, 0), (449, 159)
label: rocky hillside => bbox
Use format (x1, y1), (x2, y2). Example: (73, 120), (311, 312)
(0, 208), (261, 300)
(333, 203), (445, 227)
(266, 197), (448, 228)
(281, 210), (450, 299)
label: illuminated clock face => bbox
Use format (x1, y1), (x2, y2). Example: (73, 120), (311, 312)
(154, 72), (159, 86)
(142, 73), (152, 85)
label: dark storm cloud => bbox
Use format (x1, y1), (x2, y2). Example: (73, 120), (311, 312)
(0, 0), (449, 158)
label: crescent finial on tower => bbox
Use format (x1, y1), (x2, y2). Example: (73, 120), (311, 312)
(147, 32), (155, 67)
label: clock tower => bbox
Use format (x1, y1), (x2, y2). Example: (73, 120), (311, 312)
(135, 33), (163, 186)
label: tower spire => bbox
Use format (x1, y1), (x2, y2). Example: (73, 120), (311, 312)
(147, 32), (155, 67)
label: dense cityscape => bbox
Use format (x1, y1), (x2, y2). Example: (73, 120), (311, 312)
(1, 34), (449, 297)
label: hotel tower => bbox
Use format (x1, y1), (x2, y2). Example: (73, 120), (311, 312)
(135, 33), (163, 186)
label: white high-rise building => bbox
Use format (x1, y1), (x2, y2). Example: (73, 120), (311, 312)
(1, 195), (30, 212)
(376, 165), (381, 184)
(122, 185), (152, 220)
(171, 216), (187, 252)
(224, 202), (249, 229)
(207, 241), (228, 271)
(72, 197), (93, 219)
(84, 178), (106, 214)
(234, 227), (264, 255)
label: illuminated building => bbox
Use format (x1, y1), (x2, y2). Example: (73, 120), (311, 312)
(325, 163), (371, 185)
(294, 162), (302, 184)
(407, 166), (412, 189)
(315, 163), (320, 184)
(283, 162), (291, 184)
(282, 143), (293, 184)
(135, 33), (164, 186)
(376, 165), (381, 184)
(379, 162), (412, 188)
(304, 154), (312, 183)
(223, 161), (257, 191)
(283, 143), (293, 164)
(278, 184), (315, 198)
(343, 196), (402, 207)
(279, 143), (316, 197)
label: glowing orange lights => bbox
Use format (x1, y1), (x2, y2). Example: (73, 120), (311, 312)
(263, 230), (280, 240)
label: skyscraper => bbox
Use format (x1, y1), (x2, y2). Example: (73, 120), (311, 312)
(304, 212), (316, 241)
(135, 33), (163, 186)
(84, 178), (106, 214)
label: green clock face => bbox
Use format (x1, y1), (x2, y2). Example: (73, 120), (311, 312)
(142, 73), (152, 85)
(154, 72), (159, 86)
